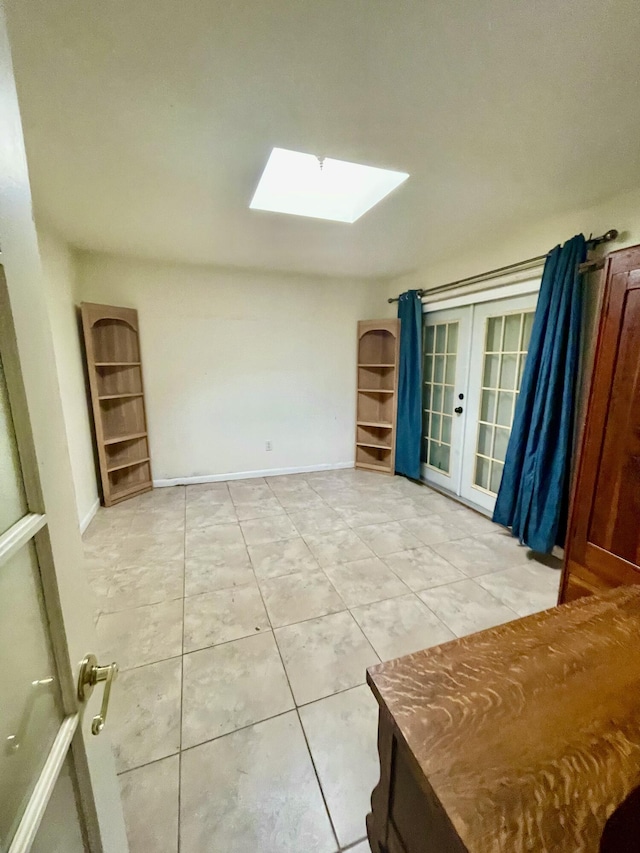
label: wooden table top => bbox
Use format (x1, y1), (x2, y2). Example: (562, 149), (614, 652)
(367, 585), (640, 853)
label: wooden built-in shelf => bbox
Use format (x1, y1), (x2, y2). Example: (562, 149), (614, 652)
(107, 457), (151, 474)
(355, 320), (400, 475)
(95, 361), (142, 367)
(356, 461), (391, 472)
(104, 431), (148, 446)
(108, 480), (152, 502)
(99, 392), (145, 401)
(81, 302), (153, 507)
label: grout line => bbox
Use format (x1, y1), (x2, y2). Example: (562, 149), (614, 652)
(222, 499), (344, 846)
(177, 486), (186, 853)
(295, 703), (341, 852)
(340, 838), (368, 852)
(245, 491), (341, 849)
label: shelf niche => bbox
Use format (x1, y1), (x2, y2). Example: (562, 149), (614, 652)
(355, 320), (400, 475)
(81, 303), (153, 507)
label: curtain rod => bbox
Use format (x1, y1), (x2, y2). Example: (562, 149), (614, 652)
(387, 229), (619, 303)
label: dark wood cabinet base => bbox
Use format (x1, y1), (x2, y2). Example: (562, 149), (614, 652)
(366, 586), (640, 853)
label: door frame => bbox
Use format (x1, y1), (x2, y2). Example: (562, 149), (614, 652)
(420, 305), (472, 495)
(0, 6), (127, 849)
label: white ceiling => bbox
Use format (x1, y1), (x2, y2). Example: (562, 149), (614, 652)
(6, 0), (640, 278)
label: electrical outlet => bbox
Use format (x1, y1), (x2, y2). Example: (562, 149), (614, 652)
(265, 441), (272, 451)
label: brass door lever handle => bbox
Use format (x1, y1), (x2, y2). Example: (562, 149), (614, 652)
(78, 654), (119, 735)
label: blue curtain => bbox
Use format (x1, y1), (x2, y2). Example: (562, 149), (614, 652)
(395, 290), (422, 480)
(492, 234), (587, 552)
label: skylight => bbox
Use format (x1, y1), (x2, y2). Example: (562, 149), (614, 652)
(250, 148), (409, 223)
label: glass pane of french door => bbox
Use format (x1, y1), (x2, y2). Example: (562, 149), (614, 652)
(460, 294), (538, 512)
(421, 307), (470, 493)
(0, 342), (67, 851)
(474, 311), (534, 494)
(31, 756), (86, 853)
(1, 541), (63, 849)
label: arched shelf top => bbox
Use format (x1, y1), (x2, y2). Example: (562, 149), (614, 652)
(90, 314), (140, 364)
(358, 326), (398, 365)
(91, 316), (137, 331)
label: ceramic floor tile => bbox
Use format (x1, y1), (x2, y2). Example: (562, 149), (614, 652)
(438, 507), (498, 536)
(233, 497), (286, 521)
(303, 529), (374, 568)
(240, 515), (300, 545)
(109, 657), (182, 772)
(180, 712), (336, 853)
(186, 523), (245, 555)
(228, 482), (272, 503)
(181, 632), (294, 747)
(274, 491), (328, 511)
(418, 493), (463, 514)
(431, 534), (527, 577)
(119, 755), (179, 853)
(351, 594), (454, 661)
(288, 506), (349, 535)
(96, 598), (183, 670)
(476, 530), (533, 565)
(104, 560), (184, 612)
(353, 521), (423, 557)
(299, 685), (379, 848)
(376, 496), (426, 521)
(183, 583), (270, 651)
(418, 579), (518, 637)
(474, 563), (560, 616)
(275, 611), (378, 705)
(323, 557), (409, 607)
(119, 532), (184, 565)
(346, 842), (370, 852)
(248, 537), (320, 579)
(86, 564), (114, 608)
(184, 545), (254, 596)
(259, 570), (345, 628)
(400, 514), (467, 546)
(267, 473), (316, 489)
(186, 482), (230, 503)
(186, 500), (238, 527)
(128, 513), (185, 537)
(383, 547), (466, 591)
(333, 504), (392, 527)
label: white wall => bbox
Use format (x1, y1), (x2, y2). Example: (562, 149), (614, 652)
(385, 185), (640, 299)
(77, 252), (387, 483)
(37, 227), (99, 527)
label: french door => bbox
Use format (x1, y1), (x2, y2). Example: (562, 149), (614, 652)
(421, 307), (471, 494)
(422, 293), (538, 514)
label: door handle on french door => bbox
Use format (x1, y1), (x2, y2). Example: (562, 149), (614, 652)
(77, 654), (119, 735)
(454, 406), (463, 414)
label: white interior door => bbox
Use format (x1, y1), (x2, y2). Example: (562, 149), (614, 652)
(0, 268), (127, 852)
(421, 307), (471, 494)
(0, 11), (127, 847)
(459, 294), (538, 512)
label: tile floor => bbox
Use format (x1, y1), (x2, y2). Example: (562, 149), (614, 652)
(83, 468), (561, 853)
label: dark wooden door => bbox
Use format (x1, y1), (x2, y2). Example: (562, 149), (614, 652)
(560, 245), (640, 603)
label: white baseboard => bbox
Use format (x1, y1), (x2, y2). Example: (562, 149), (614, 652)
(79, 498), (100, 533)
(153, 461), (354, 488)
